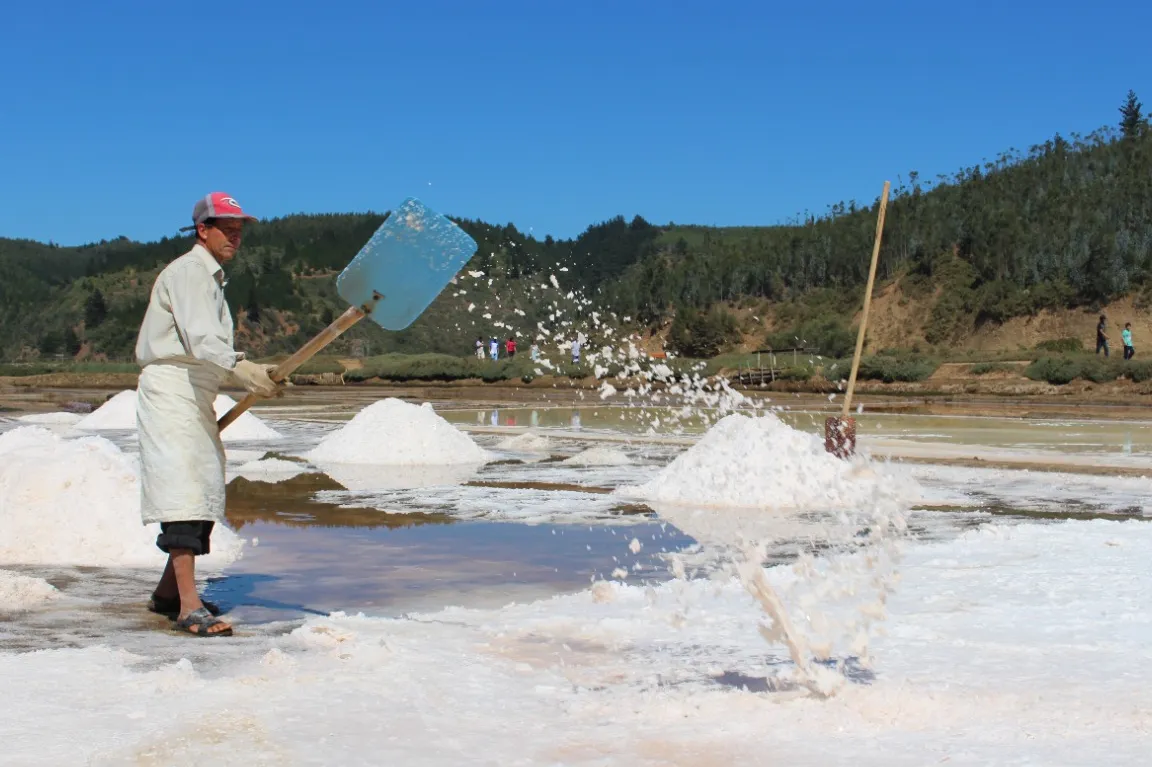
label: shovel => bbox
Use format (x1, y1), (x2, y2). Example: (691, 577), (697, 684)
(217, 197), (478, 432)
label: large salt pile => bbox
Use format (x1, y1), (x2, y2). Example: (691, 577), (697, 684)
(621, 412), (917, 510)
(213, 394), (283, 441)
(73, 389), (282, 441)
(73, 390), (138, 430)
(0, 427), (242, 569)
(307, 398), (488, 466)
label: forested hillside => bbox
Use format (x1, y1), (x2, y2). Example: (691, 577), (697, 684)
(2, 94), (1150, 362)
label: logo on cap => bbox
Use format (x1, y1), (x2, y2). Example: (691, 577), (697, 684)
(220, 196), (242, 210)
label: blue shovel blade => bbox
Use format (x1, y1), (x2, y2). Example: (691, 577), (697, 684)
(336, 198), (479, 331)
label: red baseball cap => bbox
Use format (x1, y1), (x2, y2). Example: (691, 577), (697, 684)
(179, 192), (259, 231)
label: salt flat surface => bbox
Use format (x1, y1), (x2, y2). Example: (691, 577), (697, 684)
(1, 519), (1149, 765)
(908, 462), (1152, 515)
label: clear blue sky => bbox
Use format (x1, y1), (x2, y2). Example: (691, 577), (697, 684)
(2, 0), (1149, 246)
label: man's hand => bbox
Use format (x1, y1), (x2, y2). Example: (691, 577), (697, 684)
(231, 359), (281, 398)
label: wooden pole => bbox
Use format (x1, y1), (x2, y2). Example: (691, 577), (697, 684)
(825, 180), (890, 457)
(217, 305), (366, 432)
(842, 180), (890, 417)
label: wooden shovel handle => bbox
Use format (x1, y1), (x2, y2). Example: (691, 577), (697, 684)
(218, 305), (366, 432)
(841, 181), (891, 418)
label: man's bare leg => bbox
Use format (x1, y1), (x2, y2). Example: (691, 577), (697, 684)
(153, 555), (177, 600)
(170, 548), (230, 634)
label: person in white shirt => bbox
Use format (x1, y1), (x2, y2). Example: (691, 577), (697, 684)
(136, 192), (280, 637)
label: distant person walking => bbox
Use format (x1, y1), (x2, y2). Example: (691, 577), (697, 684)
(571, 334), (582, 364)
(529, 342), (540, 361)
(489, 337), (499, 361)
(1123, 323), (1135, 360)
(505, 336), (517, 358)
(1096, 315), (1109, 357)
(474, 336), (484, 360)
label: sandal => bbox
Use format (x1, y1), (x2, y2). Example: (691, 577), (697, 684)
(148, 593), (221, 620)
(173, 607), (233, 638)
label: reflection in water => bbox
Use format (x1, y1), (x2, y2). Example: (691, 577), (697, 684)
(221, 518), (694, 621)
(225, 473), (454, 531)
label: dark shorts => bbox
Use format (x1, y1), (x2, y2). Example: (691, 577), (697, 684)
(156, 521), (215, 556)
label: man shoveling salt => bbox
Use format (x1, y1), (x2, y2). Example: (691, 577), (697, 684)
(134, 192), (283, 637)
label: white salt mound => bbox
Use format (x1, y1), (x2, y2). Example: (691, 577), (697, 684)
(74, 390), (138, 430)
(307, 398), (488, 466)
(498, 432), (553, 453)
(622, 412), (917, 510)
(0, 570), (59, 612)
(73, 389), (282, 441)
(234, 458), (308, 482)
(0, 427), (242, 569)
(563, 447), (631, 466)
(17, 412), (84, 426)
(213, 394), (283, 441)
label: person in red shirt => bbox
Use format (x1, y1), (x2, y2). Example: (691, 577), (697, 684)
(506, 337), (517, 358)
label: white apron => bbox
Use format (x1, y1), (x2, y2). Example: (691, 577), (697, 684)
(136, 359), (227, 524)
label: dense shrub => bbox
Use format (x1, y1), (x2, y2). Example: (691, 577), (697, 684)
(969, 362), (1016, 375)
(1079, 357), (1122, 383)
(855, 354), (940, 382)
(1025, 356), (1081, 384)
(766, 317), (856, 359)
(668, 307), (741, 358)
(1125, 360), (1152, 382)
(1034, 337), (1083, 354)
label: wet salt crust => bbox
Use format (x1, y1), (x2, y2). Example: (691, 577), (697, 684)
(0, 570), (59, 611)
(0, 519), (1147, 765)
(73, 389), (282, 441)
(0, 426), (242, 569)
